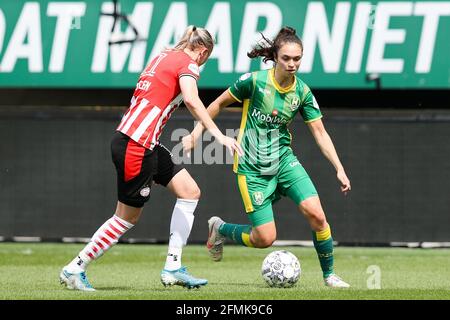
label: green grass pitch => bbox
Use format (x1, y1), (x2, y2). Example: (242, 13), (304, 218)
(1, 243), (449, 300)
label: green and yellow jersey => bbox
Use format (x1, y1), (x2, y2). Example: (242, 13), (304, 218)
(229, 68), (322, 175)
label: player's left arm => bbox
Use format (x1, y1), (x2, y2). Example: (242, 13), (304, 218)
(307, 119), (351, 195)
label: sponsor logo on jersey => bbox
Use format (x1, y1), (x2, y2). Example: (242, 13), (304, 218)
(252, 109), (288, 125)
(136, 80), (151, 91)
(289, 160), (300, 167)
(188, 63), (200, 75)
(252, 191), (264, 206)
(258, 87), (271, 95)
(289, 96), (300, 111)
(140, 186), (151, 197)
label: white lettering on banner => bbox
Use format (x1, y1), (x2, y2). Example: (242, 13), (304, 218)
(0, 10), (5, 55)
(414, 2), (450, 73)
(47, 2), (86, 72)
(0, 0), (449, 79)
(301, 1), (351, 73)
(148, 2), (187, 63)
(0, 3), (42, 72)
(346, 2), (372, 73)
(91, 2), (153, 73)
(205, 2), (233, 73)
(235, 2), (282, 72)
(367, 2), (414, 73)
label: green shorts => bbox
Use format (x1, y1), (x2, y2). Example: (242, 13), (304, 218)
(236, 151), (318, 227)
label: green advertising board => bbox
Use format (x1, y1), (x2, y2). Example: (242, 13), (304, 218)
(0, 0), (449, 88)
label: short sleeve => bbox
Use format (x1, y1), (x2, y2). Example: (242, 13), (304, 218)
(228, 73), (254, 103)
(178, 60), (200, 81)
(300, 86), (322, 123)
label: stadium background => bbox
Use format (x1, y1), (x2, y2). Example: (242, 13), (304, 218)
(0, 0), (449, 246)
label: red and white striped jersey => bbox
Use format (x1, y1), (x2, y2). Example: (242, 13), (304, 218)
(117, 49), (200, 150)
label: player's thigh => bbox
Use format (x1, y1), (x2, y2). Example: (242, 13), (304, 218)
(111, 131), (157, 208)
(153, 144), (200, 199)
(251, 220), (277, 246)
(236, 174), (277, 214)
(298, 195), (327, 227)
(238, 174), (278, 242)
(166, 168), (201, 199)
(278, 153), (318, 206)
(247, 204), (275, 229)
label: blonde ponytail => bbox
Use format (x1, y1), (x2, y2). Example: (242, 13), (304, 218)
(174, 25), (214, 53)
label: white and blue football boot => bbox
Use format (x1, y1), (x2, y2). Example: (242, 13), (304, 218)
(59, 267), (96, 292)
(160, 266), (208, 289)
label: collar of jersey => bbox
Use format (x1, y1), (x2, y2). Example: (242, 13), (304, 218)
(269, 68), (297, 94)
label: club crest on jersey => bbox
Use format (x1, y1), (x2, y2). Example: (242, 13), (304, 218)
(290, 96), (300, 111)
(140, 186), (151, 197)
(252, 192), (264, 206)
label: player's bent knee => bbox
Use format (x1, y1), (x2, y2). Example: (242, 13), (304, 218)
(315, 217), (328, 231)
(299, 203), (327, 229)
(176, 183), (201, 200)
(310, 215), (327, 231)
(190, 186), (201, 200)
(258, 239), (275, 248)
(254, 235), (276, 248)
(182, 186), (201, 200)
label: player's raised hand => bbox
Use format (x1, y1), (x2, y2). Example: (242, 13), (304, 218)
(182, 134), (196, 158)
(337, 170), (351, 195)
(218, 135), (243, 157)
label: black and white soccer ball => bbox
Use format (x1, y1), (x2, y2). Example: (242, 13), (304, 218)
(261, 250), (301, 288)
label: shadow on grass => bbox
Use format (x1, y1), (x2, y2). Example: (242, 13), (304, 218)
(94, 287), (134, 291)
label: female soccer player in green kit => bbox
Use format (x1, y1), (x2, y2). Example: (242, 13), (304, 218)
(183, 27), (351, 288)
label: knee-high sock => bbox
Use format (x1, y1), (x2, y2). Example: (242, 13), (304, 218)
(66, 215), (134, 273)
(312, 224), (334, 278)
(219, 223), (254, 247)
(164, 199), (198, 271)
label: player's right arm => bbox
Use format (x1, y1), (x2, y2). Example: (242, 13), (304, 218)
(180, 76), (242, 156)
(183, 72), (253, 153)
(183, 90), (237, 152)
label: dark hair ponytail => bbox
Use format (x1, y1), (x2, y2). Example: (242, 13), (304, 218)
(247, 26), (303, 63)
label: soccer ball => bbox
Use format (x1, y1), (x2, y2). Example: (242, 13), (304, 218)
(261, 250), (301, 288)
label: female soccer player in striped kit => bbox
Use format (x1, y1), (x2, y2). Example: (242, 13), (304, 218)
(60, 26), (242, 291)
(184, 27), (351, 288)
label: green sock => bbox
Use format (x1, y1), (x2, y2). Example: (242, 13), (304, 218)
(312, 225), (334, 278)
(219, 223), (254, 247)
